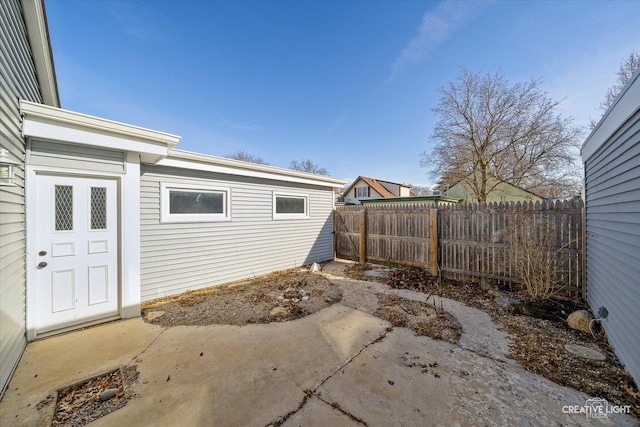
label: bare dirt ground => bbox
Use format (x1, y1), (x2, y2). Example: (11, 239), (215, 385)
(374, 294), (462, 344)
(141, 268), (343, 326)
(344, 263), (640, 418)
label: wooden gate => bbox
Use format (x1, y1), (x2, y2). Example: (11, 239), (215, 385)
(333, 207), (360, 262)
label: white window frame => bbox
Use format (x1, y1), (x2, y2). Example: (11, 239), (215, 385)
(161, 182), (231, 223)
(356, 186), (369, 198)
(273, 192), (309, 220)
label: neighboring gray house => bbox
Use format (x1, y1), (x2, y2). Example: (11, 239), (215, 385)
(581, 68), (640, 387)
(1, 0), (345, 397)
(0, 0), (59, 398)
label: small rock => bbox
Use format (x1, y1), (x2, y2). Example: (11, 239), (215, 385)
(145, 311), (165, 321)
(567, 310), (594, 333)
(284, 288), (298, 299)
(99, 388), (120, 401)
(282, 299), (291, 304)
(270, 307), (288, 317)
(494, 296), (521, 307)
(565, 344), (606, 361)
(292, 298), (300, 303)
(301, 296), (309, 301)
(276, 296), (284, 302)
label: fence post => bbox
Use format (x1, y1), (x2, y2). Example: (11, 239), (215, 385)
(332, 210), (337, 261)
(429, 208), (438, 275)
(359, 208), (367, 264)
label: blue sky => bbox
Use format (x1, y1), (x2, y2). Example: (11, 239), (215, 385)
(45, 0), (640, 188)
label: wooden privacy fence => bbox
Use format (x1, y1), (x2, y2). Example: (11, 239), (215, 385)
(334, 200), (585, 297)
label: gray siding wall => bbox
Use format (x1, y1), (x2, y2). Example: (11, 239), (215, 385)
(140, 165), (335, 301)
(28, 140), (125, 173)
(584, 107), (640, 386)
(0, 0), (42, 397)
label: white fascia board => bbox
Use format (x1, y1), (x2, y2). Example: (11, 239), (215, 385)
(20, 100), (180, 163)
(582, 68), (640, 162)
(157, 154), (347, 189)
(21, 0), (59, 107)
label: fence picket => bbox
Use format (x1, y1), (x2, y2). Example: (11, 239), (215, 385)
(335, 200), (584, 296)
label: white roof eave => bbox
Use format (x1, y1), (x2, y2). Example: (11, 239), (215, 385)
(21, 0), (60, 107)
(158, 149), (348, 188)
(582, 68), (640, 162)
(20, 100), (180, 163)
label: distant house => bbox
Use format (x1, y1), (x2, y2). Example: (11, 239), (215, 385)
(581, 67), (640, 388)
(343, 176), (412, 205)
(442, 176), (545, 204)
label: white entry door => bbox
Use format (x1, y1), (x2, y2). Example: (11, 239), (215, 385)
(35, 175), (119, 334)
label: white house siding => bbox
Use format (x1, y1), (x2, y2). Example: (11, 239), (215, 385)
(140, 165), (335, 301)
(582, 70), (640, 387)
(0, 0), (42, 397)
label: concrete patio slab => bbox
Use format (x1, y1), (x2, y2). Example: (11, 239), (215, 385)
(316, 327), (629, 426)
(0, 261), (636, 426)
(282, 395), (362, 426)
(0, 318), (164, 427)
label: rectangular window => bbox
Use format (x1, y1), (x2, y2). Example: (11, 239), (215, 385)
(356, 187), (369, 198)
(169, 191), (223, 214)
(273, 193), (309, 219)
(161, 183), (230, 223)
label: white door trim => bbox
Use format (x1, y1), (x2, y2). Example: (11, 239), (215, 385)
(25, 152), (142, 340)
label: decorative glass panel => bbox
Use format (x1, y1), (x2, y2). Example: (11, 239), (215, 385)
(276, 196), (306, 214)
(169, 190), (224, 214)
(91, 187), (107, 229)
(55, 185), (73, 231)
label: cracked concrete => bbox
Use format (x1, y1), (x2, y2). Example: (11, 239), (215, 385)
(0, 260), (636, 426)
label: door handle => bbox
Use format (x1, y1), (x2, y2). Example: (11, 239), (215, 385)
(37, 262), (48, 269)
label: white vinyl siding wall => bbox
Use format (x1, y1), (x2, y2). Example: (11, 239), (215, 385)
(583, 73), (640, 387)
(140, 166), (334, 301)
(0, 0), (42, 397)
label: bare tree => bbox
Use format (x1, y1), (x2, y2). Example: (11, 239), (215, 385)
(225, 149), (269, 165)
(410, 185), (431, 196)
(421, 69), (582, 202)
(289, 159), (328, 176)
(590, 51), (640, 128)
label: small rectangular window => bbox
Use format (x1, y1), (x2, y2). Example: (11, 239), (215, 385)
(161, 183), (230, 223)
(273, 193), (308, 219)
